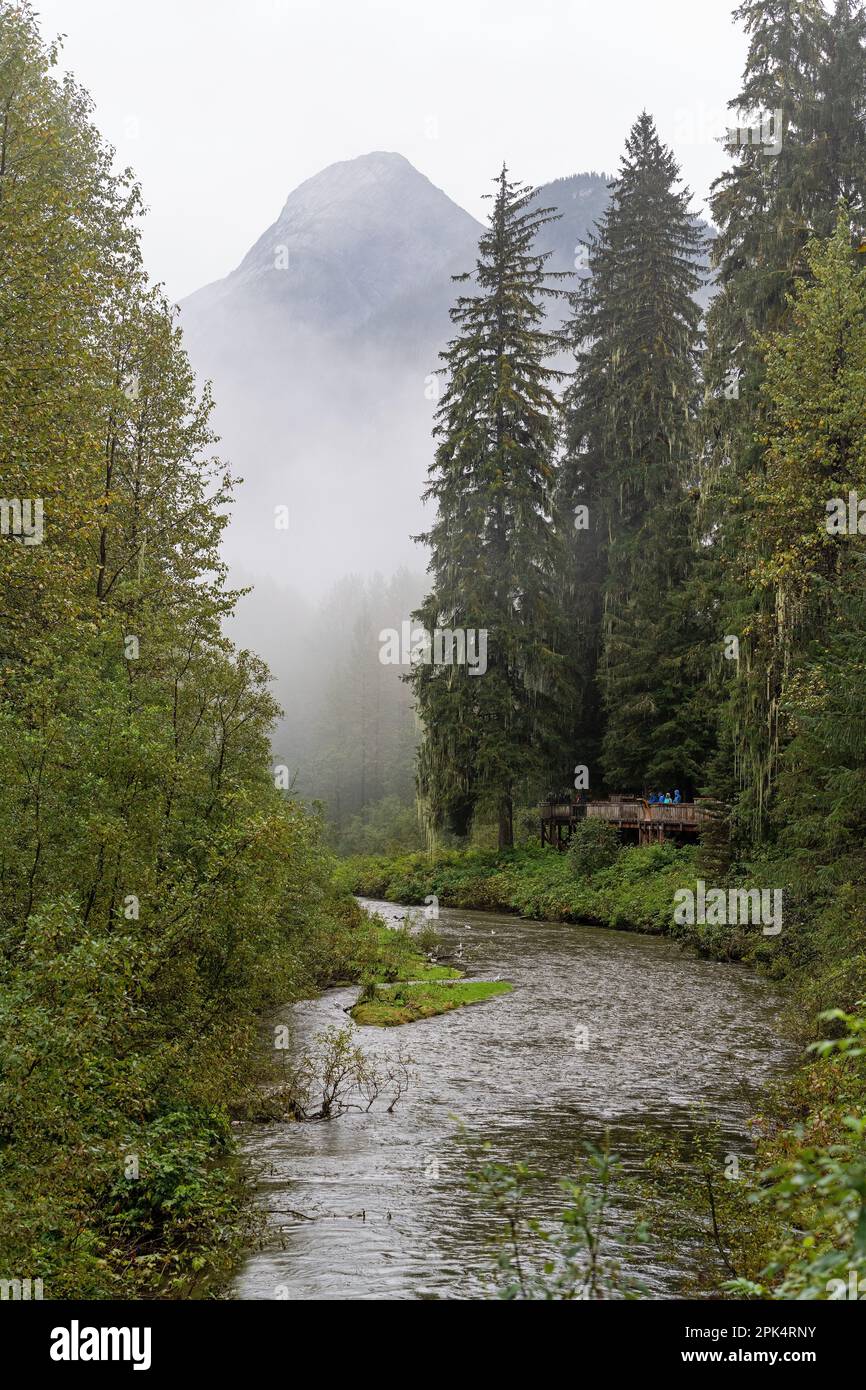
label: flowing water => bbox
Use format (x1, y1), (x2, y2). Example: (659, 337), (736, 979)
(234, 898), (795, 1300)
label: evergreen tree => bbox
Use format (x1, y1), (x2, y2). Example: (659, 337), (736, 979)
(708, 0), (828, 364)
(700, 0), (866, 837)
(731, 214), (866, 826)
(306, 571), (422, 826)
(813, 0), (866, 216)
(412, 168), (566, 848)
(559, 113), (708, 792)
(774, 560), (866, 905)
(703, 1), (866, 489)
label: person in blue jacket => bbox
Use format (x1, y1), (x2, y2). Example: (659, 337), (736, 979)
(673, 789), (682, 804)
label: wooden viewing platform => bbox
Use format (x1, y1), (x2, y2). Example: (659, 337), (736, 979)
(540, 797), (711, 849)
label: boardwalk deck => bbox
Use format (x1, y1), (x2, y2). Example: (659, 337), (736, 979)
(540, 797), (710, 848)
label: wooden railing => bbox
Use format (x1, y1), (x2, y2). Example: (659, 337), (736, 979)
(586, 800), (644, 823)
(647, 803), (707, 824)
(540, 802), (580, 821)
(543, 799), (710, 825)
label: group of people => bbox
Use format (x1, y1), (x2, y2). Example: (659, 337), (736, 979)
(647, 789), (682, 805)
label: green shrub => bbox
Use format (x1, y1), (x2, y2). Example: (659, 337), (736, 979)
(567, 818), (621, 876)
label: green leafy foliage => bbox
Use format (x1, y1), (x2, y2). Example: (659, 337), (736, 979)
(339, 842), (698, 935)
(726, 1006), (866, 1299)
(566, 818), (621, 876)
(0, 4), (377, 1298)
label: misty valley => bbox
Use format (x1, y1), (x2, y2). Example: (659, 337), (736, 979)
(1, 0), (865, 1354)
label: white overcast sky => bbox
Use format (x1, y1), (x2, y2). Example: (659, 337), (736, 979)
(36, 0), (750, 301)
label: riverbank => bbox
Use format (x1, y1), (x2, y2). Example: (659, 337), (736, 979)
(1, 869), (444, 1301)
(196, 893), (508, 1291)
(233, 892), (799, 1298)
(334, 846), (866, 1298)
(334, 843), (744, 950)
(125, 840), (860, 1303)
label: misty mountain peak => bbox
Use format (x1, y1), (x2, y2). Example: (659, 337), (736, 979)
(274, 150), (431, 225)
(182, 151), (482, 346)
(177, 156), (711, 625)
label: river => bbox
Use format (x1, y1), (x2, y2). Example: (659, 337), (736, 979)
(234, 897), (795, 1300)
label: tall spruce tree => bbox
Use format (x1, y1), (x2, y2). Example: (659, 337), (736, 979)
(700, 0), (866, 837)
(702, 0), (837, 521)
(731, 214), (866, 833)
(814, 0), (866, 215)
(412, 168), (566, 848)
(708, 0), (828, 367)
(558, 113), (708, 793)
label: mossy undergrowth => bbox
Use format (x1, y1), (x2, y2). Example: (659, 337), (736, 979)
(336, 842), (699, 937)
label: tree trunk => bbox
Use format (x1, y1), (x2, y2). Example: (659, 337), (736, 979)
(498, 795), (513, 850)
